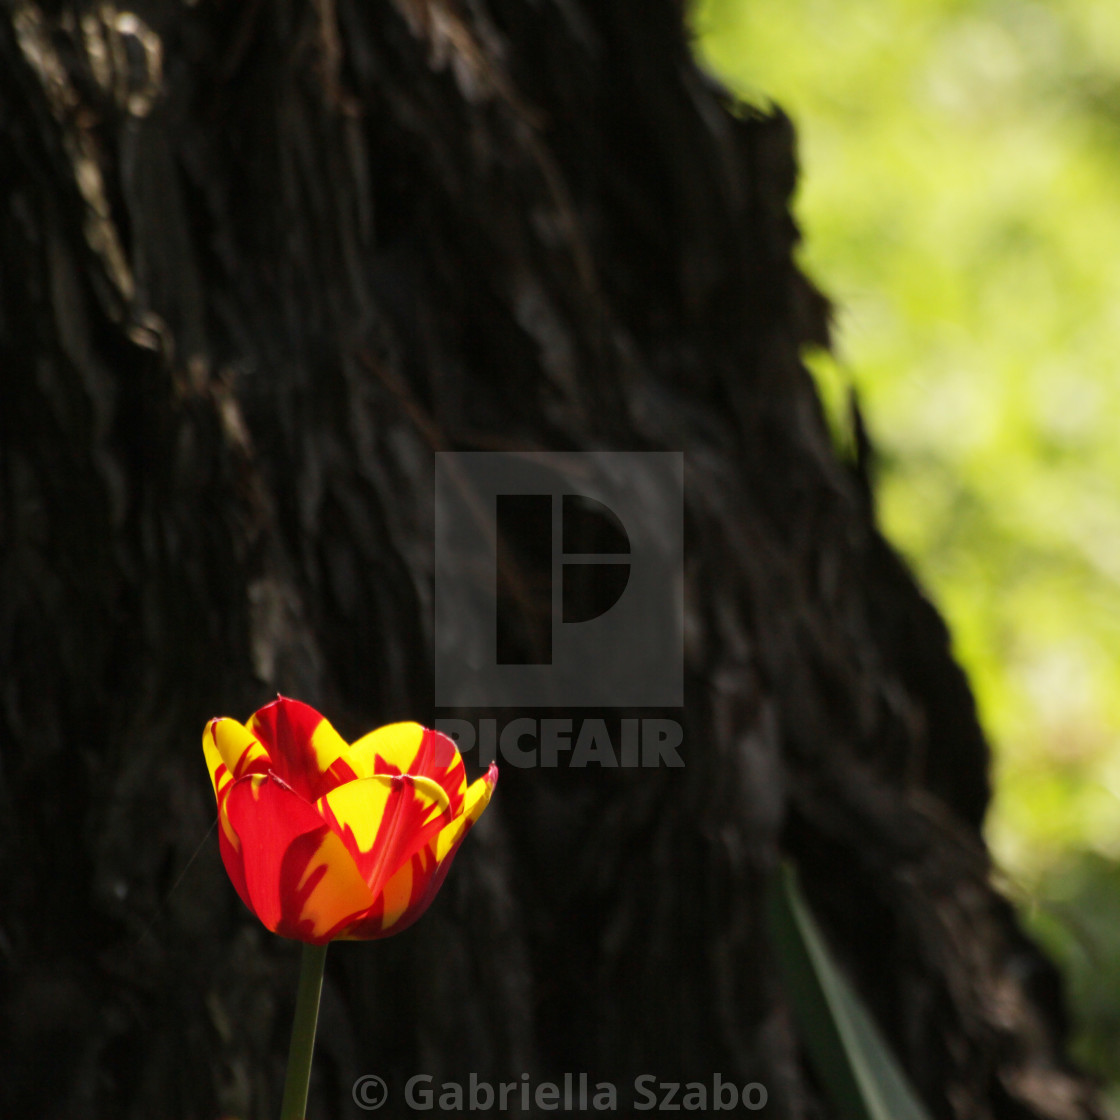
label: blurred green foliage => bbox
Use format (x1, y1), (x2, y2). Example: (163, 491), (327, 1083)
(692, 0), (1120, 1094)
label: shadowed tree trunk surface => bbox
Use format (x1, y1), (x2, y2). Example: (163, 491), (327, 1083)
(0, 1), (1103, 1117)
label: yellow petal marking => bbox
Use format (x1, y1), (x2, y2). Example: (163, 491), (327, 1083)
(434, 769), (496, 861)
(202, 724), (226, 798)
(308, 714), (354, 778)
(376, 855), (417, 933)
(346, 721), (425, 779)
(294, 830), (376, 940)
(317, 773), (452, 855)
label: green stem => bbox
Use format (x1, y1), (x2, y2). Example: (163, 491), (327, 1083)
(279, 941), (329, 1120)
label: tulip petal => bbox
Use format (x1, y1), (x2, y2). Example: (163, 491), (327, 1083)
(348, 722), (467, 812)
(223, 774), (374, 943)
(203, 717), (271, 803)
(432, 763), (499, 862)
(316, 773), (454, 895)
(339, 763), (498, 939)
(249, 696), (358, 801)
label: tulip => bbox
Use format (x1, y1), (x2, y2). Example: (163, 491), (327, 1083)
(203, 696), (497, 944)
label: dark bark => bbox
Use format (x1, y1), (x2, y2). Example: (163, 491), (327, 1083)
(0, 1), (1100, 1117)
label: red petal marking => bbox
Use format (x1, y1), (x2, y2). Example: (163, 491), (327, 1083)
(248, 696), (357, 801)
(223, 774), (373, 942)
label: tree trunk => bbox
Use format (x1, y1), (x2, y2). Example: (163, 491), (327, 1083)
(0, 1), (1101, 1117)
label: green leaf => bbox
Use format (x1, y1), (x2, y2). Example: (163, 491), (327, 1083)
(766, 861), (934, 1120)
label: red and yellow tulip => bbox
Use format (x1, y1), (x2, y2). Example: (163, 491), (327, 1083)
(203, 696), (497, 943)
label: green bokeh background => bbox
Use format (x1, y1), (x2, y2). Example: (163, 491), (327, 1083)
(692, 0), (1120, 1094)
